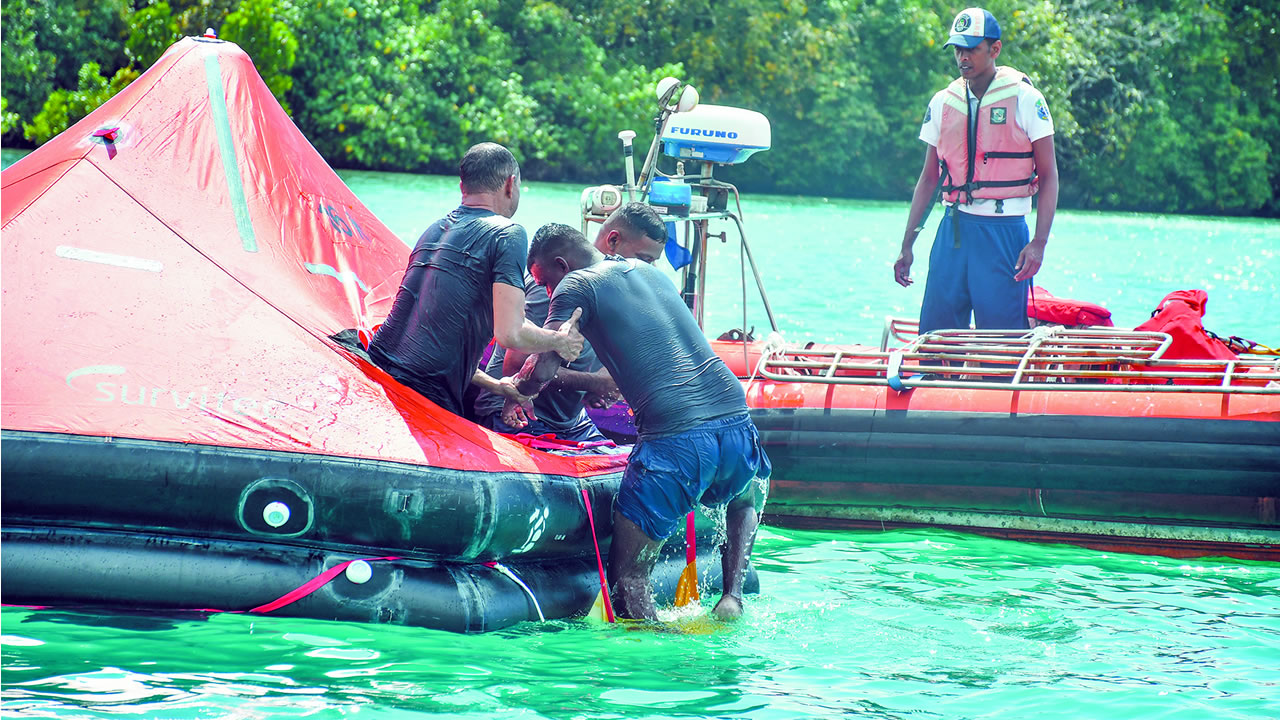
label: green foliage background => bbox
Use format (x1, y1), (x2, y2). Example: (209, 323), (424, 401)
(2, 0), (1276, 215)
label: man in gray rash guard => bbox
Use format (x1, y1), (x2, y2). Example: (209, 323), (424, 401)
(367, 143), (583, 417)
(508, 224), (771, 621)
(472, 204), (667, 441)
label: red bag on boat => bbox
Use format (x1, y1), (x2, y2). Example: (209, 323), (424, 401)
(1133, 289), (1236, 385)
(1028, 287), (1113, 327)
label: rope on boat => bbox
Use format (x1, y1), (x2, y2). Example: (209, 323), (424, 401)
(489, 562), (545, 622)
(747, 331), (788, 388)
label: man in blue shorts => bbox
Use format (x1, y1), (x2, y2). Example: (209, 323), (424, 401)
(508, 224), (770, 620)
(471, 204), (667, 442)
(893, 7), (1059, 333)
(368, 143), (583, 416)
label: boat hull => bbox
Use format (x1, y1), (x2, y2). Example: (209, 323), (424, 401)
(599, 339), (1280, 560)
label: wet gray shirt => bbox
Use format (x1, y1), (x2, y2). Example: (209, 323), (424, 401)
(545, 257), (745, 437)
(368, 205), (525, 416)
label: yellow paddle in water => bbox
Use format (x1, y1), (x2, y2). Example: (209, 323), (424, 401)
(674, 511), (699, 607)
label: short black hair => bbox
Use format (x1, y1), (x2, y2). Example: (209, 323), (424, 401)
(459, 143), (519, 193)
(611, 202), (667, 242)
(529, 223), (591, 268)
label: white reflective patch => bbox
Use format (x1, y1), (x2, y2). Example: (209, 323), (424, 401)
(55, 245), (163, 272)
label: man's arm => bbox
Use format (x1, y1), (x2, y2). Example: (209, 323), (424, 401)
(493, 283), (583, 360)
(547, 366), (620, 402)
(1015, 135), (1058, 282)
(500, 343), (533, 377)
(500, 310), (584, 426)
(503, 343), (616, 398)
(895, 144), (941, 288)
(470, 368), (536, 405)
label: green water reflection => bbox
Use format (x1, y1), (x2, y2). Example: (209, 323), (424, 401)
(4, 528), (1279, 719)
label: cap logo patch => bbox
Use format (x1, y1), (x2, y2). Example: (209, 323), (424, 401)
(954, 14), (973, 33)
(990, 107), (1006, 124)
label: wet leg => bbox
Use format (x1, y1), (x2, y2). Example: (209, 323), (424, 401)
(713, 491), (760, 619)
(607, 511), (664, 620)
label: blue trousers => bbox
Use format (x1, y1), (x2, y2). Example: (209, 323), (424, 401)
(919, 207), (1031, 334)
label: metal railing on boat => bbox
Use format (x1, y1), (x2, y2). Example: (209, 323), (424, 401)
(757, 326), (1280, 394)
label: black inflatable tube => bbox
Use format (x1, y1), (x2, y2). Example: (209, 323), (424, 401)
(1, 430), (642, 561)
(0, 525), (759, 633)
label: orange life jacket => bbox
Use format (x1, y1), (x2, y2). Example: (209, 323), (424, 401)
(937, 66), (1038, 204)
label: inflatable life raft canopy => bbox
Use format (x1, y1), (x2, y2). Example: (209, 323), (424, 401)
(0, 35), (624, 479)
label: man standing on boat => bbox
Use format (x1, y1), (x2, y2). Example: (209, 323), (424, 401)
(368, 143), (584, 417)
(509, 225), (771, 621)
(472, 204), (668, 442)
(893, 7), (1059, 333)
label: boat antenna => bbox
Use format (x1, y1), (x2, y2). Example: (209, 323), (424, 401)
(618, 130), (638, 201)
(635, 77), (698, 197)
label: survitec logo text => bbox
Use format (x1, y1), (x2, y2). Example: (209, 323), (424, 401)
(65, 365), (293, 420)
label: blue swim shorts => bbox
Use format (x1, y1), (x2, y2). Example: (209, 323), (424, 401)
(617, 413), (771, 541)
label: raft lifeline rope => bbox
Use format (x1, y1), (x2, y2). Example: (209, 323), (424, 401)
(191, 556), (546, 621)
(185, 556), (402, 615)
(487, 562), (545, 622)
(248, 556), (401, 614)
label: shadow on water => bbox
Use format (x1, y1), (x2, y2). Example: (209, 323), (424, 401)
(14, 609), (212, 632)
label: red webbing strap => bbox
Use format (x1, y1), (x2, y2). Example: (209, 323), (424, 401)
(685, 512), (697, 565)
(581, 487), (616, 623)
(504, 432), (617, 451)
(248, 556), (400, 614)
(9, 559), (403, 617)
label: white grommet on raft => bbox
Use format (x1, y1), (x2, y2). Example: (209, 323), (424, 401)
(345, 560), (373, 585)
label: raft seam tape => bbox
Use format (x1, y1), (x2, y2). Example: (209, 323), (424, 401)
(203, 53), (258, 253)
(55, 246), (163, 273)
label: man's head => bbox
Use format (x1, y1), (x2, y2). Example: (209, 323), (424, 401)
(945, 7), (1000, 49)
(595, 202), (667, 265)
(459, 142), (521, 217)
(528, 223), (598, 294)
(945, 8), (1001, 80)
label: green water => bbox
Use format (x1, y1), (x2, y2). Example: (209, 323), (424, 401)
(4, 150), (1280, 717)
(4, 529), (1279, 719)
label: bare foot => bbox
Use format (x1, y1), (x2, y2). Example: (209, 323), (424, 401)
(711, 594), (743, 619)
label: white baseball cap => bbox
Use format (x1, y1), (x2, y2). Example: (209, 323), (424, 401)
(945, 7), (1001, 49)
